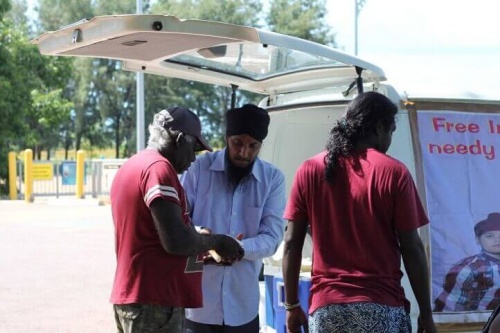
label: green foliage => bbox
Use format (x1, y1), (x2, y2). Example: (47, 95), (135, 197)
(30, 89), (73, 156)
(92, 59), (136, 158)
(0, 17), (33, 194)
(37, 0), (94, 32)
(5, 0), (27, 27)
(153, 0), (262, 26)
(268, 0), (336, 46)
(37, 0), (138, 158)
(0, 0), (11, 18)
(0, 1), (74, 194)
(0, 21), (31, 134)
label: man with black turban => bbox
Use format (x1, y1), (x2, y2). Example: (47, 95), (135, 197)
(180, 104), (286, 333)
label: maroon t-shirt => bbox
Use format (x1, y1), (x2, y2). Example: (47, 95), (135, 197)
(110, 149), (203, 307)
(284, 149), (428, 313)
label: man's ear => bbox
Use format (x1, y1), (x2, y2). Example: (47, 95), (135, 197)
(176, 132), (184, 145)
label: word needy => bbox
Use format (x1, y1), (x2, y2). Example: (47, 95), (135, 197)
(428, 140), (495, 160)
(426, 117), (497, 160)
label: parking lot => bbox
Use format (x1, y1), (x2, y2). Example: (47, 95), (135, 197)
(0, 197), (116, 332)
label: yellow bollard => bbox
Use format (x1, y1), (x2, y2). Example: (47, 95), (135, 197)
(8, 152), (17, 200)
(24, 149), (33, 203)
(76, 150), (85, 199)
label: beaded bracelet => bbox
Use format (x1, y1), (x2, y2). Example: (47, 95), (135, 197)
(284, 301), (301, 311)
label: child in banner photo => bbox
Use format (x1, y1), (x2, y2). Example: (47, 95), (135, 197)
(434, 213), (500, 312)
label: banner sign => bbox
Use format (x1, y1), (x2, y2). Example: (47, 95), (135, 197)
(418, 110), (500, 322)
(60, 161), (86, 186)
(32, 163), (53, 181)
(101, 160), (125, 192)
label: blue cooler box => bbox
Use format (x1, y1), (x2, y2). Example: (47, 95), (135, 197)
(264, 274), (276, 328)
(272, 275), (311, 333)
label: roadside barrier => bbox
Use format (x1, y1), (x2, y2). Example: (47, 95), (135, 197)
(7, 149), (126, 202)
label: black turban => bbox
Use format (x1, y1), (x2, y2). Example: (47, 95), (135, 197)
(226, 104), (270, 142)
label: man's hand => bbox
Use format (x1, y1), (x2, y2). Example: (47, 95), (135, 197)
(207, 233), (244, 265)
(417, 314), (437, 333)
(211, 234), (244, 262)
(286, 307), (308, 333)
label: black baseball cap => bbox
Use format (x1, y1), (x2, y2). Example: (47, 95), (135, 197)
(154, 107), (213, 152)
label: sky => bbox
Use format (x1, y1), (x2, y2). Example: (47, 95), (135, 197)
(26, 0), (500, 100)
(326, 0), (500, 99)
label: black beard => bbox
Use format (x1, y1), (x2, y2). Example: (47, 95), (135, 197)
(225, 150), (254, 185)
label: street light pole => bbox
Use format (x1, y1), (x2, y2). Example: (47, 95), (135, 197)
(136, 0), (145, 152)
(354, 0), (367, 56)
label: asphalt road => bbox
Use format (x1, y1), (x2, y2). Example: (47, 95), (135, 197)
(0, 197), (116, 333)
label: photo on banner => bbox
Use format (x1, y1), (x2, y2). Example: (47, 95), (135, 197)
(417, 110), (500, 320)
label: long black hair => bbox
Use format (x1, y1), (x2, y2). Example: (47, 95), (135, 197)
(324, 92), (398, 182)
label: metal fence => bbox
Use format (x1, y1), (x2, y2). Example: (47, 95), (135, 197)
(16, 159), (127, 199)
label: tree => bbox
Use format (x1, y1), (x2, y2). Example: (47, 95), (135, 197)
(0, 0), (10, 16)
(92, 59), (136, 158)
(0, 0), (73, 195)
(37, 0), (137, 158)
(154, 0), (263, 26)
(5, 0), (27, 27)
(36, 0), (93, 33)
(268, 0), (336, 46)
(30, 89), (73, 159)
(16, 37), (73, 158)
(0, 2), (35, 195)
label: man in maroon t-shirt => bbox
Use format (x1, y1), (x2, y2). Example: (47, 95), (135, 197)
(110, 107), (244, 333)
(282, 92), (436, 333)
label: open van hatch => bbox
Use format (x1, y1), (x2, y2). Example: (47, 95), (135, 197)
(31, 14), (386, 96)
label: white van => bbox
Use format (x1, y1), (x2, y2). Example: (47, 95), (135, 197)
(31, 15), (483, 333)
(31, 14), (409, 192)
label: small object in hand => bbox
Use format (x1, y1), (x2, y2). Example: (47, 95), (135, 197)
(204, 252), (232, 266)
(208, 249), (222, 262)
